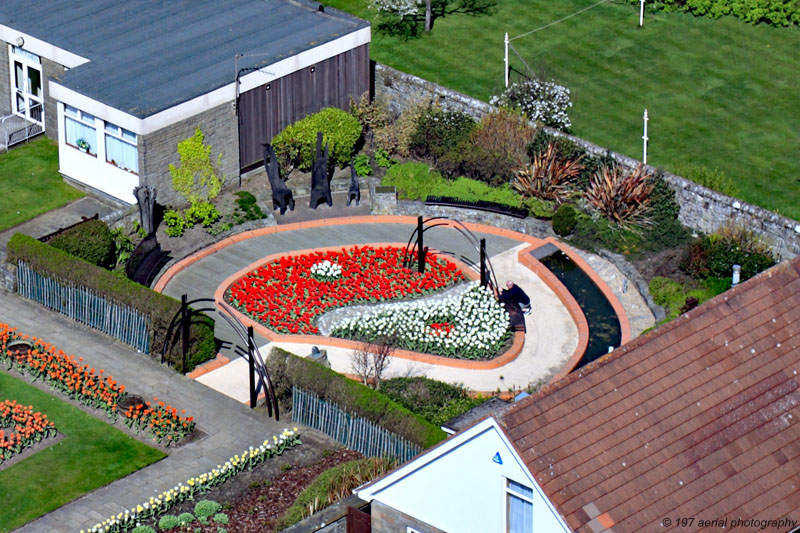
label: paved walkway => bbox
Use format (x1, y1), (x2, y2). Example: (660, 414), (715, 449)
(0, 293), (334, 533)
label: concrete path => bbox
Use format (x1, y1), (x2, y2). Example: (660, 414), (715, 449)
(0, 292), (334, 533)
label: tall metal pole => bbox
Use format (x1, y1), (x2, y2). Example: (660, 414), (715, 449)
(504, 32), (510, 88)
(480, 238), (487, 287)
(180, 294), (189, 370)
(417, 216), (425, 274)
(639, 0), (645, 27)
(247, 325), (256, 409)
(642, 109), (649, 165)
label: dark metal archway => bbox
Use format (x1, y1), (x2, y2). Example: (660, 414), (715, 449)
(402, 216), (500, 296)
(161, 295), (279, 420)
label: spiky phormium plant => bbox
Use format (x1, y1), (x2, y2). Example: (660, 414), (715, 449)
(585, 164), (654, 225)
(512, 141), (584, 204)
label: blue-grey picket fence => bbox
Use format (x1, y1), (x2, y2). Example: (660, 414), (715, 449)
(292, 386), (421, 462)
(16, 261), (151, 353)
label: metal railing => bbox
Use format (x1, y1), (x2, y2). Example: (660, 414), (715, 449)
(1, 105), (44, 151)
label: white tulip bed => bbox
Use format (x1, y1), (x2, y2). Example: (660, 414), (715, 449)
(330, 282), (512, 360)
(310, 260), (342, 281)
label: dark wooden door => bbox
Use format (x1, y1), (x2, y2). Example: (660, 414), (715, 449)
(347, 506), (371, 533)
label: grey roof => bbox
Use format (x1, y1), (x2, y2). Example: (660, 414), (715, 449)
(0, 0), (368, 118)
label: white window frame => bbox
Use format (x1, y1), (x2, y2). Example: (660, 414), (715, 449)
(64, 105), (98, 156)
(505, 478), (534, 533)
(104, 121), (138, 174)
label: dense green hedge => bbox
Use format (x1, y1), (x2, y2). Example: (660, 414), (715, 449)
(47, 219), (116, 269)
(272, 107), (362, 172)
(628, 0), (799, 27)
(7, 233), (215, 372)
(380, 377), (488, 427)
(266, 348), (446, 448)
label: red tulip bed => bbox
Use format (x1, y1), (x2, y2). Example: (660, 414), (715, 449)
(0, 323), (195, 446)
(0, 399), (57, 463)
(227, 245), (466, 335)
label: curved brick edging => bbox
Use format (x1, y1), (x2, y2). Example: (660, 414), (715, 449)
(154, 216), (628, 375)
(213, 243), (525, 370)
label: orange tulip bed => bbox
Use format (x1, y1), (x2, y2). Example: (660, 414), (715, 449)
(0, 399), (57, 463)
(0, 323), (194, 446)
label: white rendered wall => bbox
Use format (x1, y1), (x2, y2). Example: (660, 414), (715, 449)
(57, 103), (139, 204)
(365, 422), (569, 533)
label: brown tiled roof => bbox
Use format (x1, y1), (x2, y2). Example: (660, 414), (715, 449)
(500, 258), (800, 532)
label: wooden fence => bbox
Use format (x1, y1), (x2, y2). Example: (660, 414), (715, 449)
(292, 387), (421, 462)
(16, 261), (151, 353)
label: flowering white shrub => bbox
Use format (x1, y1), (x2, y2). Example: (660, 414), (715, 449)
(370, 0), (419, 17)
(83, 429), (301, 533)
(332, 283), (511, 359)
(490, 79), (573, 132)
(310, 260), (342, 281)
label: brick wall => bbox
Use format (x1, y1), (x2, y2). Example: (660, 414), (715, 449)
(373, 63), (800, 259)
(370, 501), (446, 533)
(138, 100), (239, 207)
(41, 57), (66, 141)
(0, 41), (10, 115)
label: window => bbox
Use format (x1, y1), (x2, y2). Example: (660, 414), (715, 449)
(105, 122), (138, 174)
(506, 479), (533, 533)
(64, 105), (97, 156)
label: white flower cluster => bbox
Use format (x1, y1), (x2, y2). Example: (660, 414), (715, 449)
(332, 283), (510, 359)
(310, 260), (342, 281)
(490, 79), (573, 131)
(83, 429), (301, 533)
(369, 0), (419, 17)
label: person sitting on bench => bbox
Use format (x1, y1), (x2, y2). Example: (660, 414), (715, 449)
(501, 280), (531, 314)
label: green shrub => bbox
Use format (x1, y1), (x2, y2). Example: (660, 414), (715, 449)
(276, 458), (394, 530)
(682, 225), (776, 281)
(382, 162), (525, 210)
(213, 512), (229, 524)
(523, 197), (556, 219)
(674, 163), (739, 197)
(195, 500), (222, 519)
(409, 109), (476, 164)
(47, 219), (116, 269)
(649, 275), (729, 321)
(132, 526), (156, 533)
(352, 153), (373, 177)
(158, 515), (181, 529)
(163, 209), (187, 238)
(111, 226), (134, 267)
(169, 128), (225, 205)
(178, 512), (196, 525)
(569, 214), (644, 255)
(185, 201), (221, 228)
(266, 348), (446, 448)
(552, 204), (578, 236)
(233, 191), (266, 223)
(374, 148), (395, 169)
(272, 108), (362, 171)
(641, 175), (691, 251)
(7, 233), (216, 372)
(380, 377), (488, 426)
(626, 0), (800, 27)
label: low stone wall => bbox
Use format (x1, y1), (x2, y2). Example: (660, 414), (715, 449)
(373, 64), (800, 259)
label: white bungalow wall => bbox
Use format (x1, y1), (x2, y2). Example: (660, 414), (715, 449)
(360, 418), (569, 533)
(56, 102), (139, 203)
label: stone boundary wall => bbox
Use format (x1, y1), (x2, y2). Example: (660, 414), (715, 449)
(373, 64), (800, 259)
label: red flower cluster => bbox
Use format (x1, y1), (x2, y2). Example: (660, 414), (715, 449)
(227, 245), (465, 334)
(0, 323), (196, 445)
(0, 324), (123, 416)
(122, 397), (195, 446)
(429, 322), (455, 337)
(0, 399), (57, 462)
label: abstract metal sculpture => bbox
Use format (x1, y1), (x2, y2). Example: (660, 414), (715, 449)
(309, 131), (332, 209)
(263, 143), (294, 215)
(133, 185), (157, 236)
(347, 160), (361, 206)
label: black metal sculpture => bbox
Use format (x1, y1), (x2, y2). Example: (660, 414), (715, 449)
(309, 132), (332, 209)
(133, 185), (157, 236)
(347, 160), (361, 207)
(263, 143), (294, 215)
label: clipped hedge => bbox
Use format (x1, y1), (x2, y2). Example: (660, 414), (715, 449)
(47, 219), (116, 269)
(7, 233), (215, 372)
(267, 347), (446, 448)
(272, 107), (362, 172)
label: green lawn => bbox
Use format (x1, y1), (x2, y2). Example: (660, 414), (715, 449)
(0, 137), (84, 231)
(0, 371), (165, 532)
(326, 0), (800, 220)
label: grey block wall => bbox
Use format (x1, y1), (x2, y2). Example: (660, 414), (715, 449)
(0, 41), (10, 115)
(138, 100), (239, 207)
(370, 501), (446, 533)
(42, 57), (66, 140)
(373, 63), (800, 259)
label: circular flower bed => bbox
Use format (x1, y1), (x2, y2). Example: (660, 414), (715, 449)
(227, 245), (465, 335)
(331, 283), (511, 360)
(0, 399), (57, 462)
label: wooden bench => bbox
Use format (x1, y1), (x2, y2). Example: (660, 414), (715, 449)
(125, 235), (170, 286)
